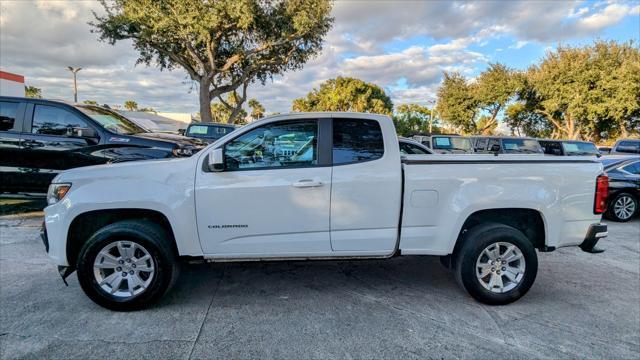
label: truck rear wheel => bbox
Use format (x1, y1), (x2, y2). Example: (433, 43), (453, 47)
(453, 223), (538, 305)
(76, 220), (179, 311)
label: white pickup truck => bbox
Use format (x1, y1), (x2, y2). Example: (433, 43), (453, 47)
(42, 113), (609, 310)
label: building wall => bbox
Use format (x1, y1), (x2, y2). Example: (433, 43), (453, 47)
(0, 71), (25, 97)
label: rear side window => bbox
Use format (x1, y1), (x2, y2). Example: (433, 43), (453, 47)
(616, 141), (640, 154)
(621, 161), (640, 175)
(333, 119), (384, 164)
(0, 101), (19, 131)
(32, 105), (88, 136)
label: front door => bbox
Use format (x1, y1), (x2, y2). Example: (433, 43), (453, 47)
(195, 119), (332, 256)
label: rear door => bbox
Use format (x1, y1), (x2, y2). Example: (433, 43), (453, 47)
(19, 103), (102, 192)
(0, 100), (25, 193)
(330, 117), (402, 253)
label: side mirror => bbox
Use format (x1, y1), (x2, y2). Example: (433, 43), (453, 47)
(208, 148), (224, 172)
(490, 144), (501, 153)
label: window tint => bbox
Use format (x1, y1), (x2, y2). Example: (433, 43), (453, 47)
(32, 105), (88, 136)
(561, 141), (599, 155)
(475, 138), (488, 151)
(616, 141), (640, 154)
(76, 106), (145, 135)
(224, 120), (317, 170)
(333, 119), (384, 164)
(487, 138), (501, 151)
(0, 101), (19, 131)
(622, 161), (640, 175)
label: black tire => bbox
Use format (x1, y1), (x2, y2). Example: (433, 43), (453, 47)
(453, 223), (538, 305)
(76, 220), (180, 311)
(605, 192), (638, 222)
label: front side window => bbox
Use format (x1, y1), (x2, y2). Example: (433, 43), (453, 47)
(32, 105), (89, 136)
(224, 120), (317, 170)
(333, 119), (384, 164)
(502, 138), (543, 154)
(0, 101), (19, 131)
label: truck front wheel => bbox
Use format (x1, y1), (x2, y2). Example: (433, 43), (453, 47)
(454, 223), (538, 305)
(76, 220), (180, 311)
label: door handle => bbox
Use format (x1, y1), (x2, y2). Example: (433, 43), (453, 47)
(292, 179), (323, 188)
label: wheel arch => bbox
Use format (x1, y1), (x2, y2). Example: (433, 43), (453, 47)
(66, 208), (178, 269)
(452, 208), (547, 255)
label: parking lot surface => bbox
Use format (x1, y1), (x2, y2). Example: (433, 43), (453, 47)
(1, 209), (638, 359)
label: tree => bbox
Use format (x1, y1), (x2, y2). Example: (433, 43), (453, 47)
(292, 77), (393, 115)
(393, 104), (437, 136)
(436, 72), (478, 134)
(248, 98), (265, 121)
(124, 100), (138, 111)
(83, 100), (98, 105)
(474, 63), (519, 134)
(210, 92), (248, 124)
(92, 0), (333, 123)
(25, 86), (42, 98)
(508, 41), (640, 140)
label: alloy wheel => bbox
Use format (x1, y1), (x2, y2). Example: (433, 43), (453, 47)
(93, 240), (155, 299)
(614, 195), (636, 220)
(475, 242), (526, 293)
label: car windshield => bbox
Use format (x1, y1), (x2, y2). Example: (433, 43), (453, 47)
(76, 106), (147, 135)
(432, 136), (472, 150)
(187, 124), (234, 138)
(562, 141), (599, 155)
(502, 139), (542, 154)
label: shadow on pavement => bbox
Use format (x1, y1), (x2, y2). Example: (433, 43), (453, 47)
(0, 196), (47, 216)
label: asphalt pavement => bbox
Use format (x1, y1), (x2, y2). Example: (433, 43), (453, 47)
(0, 210), (638, 359)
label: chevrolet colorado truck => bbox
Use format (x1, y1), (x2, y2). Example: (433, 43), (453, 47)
(42, 113), (609, 310)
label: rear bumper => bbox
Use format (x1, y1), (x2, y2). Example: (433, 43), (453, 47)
(579, 223), (607, 253)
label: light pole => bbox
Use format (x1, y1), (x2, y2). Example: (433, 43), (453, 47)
(426, 99), (436, 133)
(66, 66), (82, 103)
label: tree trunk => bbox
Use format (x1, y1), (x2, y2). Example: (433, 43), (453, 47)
(199, 78), (213, 123)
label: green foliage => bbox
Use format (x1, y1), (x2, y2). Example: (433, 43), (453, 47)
(292, 77), (393, 115)
(92, 0), (333, 123)
(507, 40), (640, 140)
(248, 98), (265, 120)
(393, 104), (437, 136)
(123, 100), (138, 111)
(436, 72), (478, 134)
(82, 100), (98, 105)
(474, 63), (519, 134)
(25, 86), (42, 98)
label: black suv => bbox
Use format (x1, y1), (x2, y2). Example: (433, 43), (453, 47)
(0, 97), (205, 194)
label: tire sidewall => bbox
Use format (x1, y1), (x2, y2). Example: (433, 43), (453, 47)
(76, 224), (175, 311)
(456, 225), (538, 305)
(606, 192), (637, 222)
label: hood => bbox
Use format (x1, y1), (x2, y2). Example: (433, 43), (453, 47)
(133, 132), (206, 148)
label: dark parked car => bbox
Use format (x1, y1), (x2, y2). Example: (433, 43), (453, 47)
(471, 136), (543, 154)
(0, 97), (205, 195)
(598, 146), (612, 155)
(601, 156), (640, 222)
(539, 139), (600, 156)
(399, 137), (433, 155)
(184, 122), (237, 143)
(610, 139), (640, 155)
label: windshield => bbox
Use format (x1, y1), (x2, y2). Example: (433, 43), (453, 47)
(432, 136), (472, 151)
(187, 124), (235, 138)
(76, 106), (147, 135)
(502, 138), (542, 154)
(562, 141), (599, 155)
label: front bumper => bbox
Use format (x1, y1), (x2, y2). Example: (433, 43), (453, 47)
(579, 223), (607, 253)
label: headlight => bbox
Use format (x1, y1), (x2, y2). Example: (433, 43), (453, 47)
(47, 183), (72, 205)
(172, 147), (194, 157)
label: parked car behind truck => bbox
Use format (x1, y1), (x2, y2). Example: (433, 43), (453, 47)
(539, 139), (600, 156)
(0, 97), (204, 194)
(183, 122), (237, 143)
(412, 134), (474, 154)
(471, 136), (543, 154)
(601, 156), (640, 222)
(42, 112), (608, 310)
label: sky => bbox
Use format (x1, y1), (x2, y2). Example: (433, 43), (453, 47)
(1, 0), (639, 116)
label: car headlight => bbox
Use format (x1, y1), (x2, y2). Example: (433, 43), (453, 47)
(47, 183), (72, 205)
(172, 147), (194, 157)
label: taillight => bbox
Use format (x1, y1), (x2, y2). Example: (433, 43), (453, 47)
(594, 175), (609, 214)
